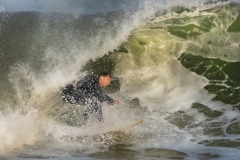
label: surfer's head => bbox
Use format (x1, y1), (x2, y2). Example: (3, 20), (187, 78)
(98, 72), (111, 87)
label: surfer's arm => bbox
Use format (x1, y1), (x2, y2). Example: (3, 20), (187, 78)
(103, 94), (117, 105)
(94, 87), (118, 105)
(95, 91), (115, 105)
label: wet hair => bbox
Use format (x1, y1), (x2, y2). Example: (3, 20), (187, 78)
(98, 72), (111, 78)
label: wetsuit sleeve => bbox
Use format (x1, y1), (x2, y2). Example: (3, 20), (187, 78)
(93, 87), (115, 105)
(102, 94), (115, 105)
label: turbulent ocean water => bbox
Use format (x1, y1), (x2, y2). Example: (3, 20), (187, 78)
(1, 0), (240, 159)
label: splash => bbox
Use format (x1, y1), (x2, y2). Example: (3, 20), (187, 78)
(0, 6), (5, 13)
(0, 108), (40, 153)
(0, 0), (240, 159)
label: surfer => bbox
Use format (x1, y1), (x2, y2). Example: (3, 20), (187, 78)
(61, 72), (120, 125)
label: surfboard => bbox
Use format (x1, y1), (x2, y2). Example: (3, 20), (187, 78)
(104, 119), (144, 133)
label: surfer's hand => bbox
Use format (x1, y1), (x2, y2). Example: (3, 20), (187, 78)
(114, 100), (120, 105)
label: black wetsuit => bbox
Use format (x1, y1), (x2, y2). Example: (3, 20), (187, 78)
(61, 75), (115, 121)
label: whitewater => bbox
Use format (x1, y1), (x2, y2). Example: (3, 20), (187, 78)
(1, 0), (240, 159)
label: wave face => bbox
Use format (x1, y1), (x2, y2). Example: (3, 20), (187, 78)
(1, 0), (240, 159)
